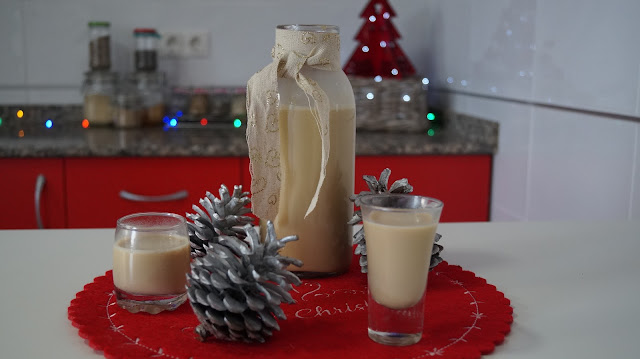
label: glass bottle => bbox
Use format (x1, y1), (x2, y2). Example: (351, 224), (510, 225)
(133, 28), (159, 72)
(88, 21), (111, 71)
(252, 25), (356, 277)
(82, 71), (117, 126)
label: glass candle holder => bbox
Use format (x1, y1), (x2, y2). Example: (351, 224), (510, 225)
(113, 212), (190, 314)
(360, 194), (444, 346)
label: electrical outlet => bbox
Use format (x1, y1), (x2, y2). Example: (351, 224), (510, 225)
(185, 32), (209, 57)
(159, 31), (209, 58)
(159, 31), (185, 57)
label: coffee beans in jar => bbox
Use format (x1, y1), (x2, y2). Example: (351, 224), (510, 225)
(88, 21), (111, 71)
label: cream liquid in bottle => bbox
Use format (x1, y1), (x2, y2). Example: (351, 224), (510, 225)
(273, 104), (355, 276)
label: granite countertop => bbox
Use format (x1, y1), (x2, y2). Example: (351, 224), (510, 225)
(0, 108), (498, 157)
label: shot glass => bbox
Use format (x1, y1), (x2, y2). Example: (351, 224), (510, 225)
(113, 212), (191, 314)
(360, 194), (444, 346)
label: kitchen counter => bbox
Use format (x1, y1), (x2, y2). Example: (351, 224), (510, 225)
(0, 107), (498, 157)
(1, 221), (639, 358)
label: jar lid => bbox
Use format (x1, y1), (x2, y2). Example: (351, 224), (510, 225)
(134, 28), (160, 37)
(88, 21), (110, 27)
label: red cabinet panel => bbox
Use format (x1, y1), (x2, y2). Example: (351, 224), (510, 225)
(0, 158), (66, 229)
(66, 157), (242, 228)
(241, 155), (492, 222)
(355, 155), (491, 222)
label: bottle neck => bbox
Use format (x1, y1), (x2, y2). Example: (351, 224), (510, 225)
(273, 26), (341, 70)
(276, 24), (339, 33)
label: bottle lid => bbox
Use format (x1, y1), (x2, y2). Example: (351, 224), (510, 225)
(88, 21), (110, 27)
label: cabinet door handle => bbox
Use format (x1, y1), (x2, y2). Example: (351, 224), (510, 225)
(34, 174), (46, 229)
(119, 190), (189, 202)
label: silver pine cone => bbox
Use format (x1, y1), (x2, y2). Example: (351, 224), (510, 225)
(187, 222), (303, 343)
(186, 184), (254, 258)
(349, 168), (444, 273)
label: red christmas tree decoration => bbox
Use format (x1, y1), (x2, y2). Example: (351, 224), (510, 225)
(344, 0), (416, 79)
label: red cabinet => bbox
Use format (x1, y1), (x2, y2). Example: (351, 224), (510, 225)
(66, 157), (242, 228)
(242, 155), (492, 222)
(355, 155), (491, 222)
(0, 158), (66, 229)
(1, 155), (490, 229)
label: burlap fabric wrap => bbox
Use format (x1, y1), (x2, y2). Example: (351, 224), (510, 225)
(246, 28), (341, 221)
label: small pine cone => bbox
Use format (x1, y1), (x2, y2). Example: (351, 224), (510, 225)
(350, 168), (444, 273)
(187, 222), (302, 343)
(186, 184), (254, 257)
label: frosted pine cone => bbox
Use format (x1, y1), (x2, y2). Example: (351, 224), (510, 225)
(349, 168), (444, 273)
(187, 222), (302, 343)
(186, 184), (253, 257)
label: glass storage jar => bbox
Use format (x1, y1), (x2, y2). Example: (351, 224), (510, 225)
(247, 25), (356, 277)
(113, 89), (143, 128)
(82, 71), (117, 126)
(88, 21), (111, 71)
(133, 28), (159, 72)
(131, 72), (167, 126)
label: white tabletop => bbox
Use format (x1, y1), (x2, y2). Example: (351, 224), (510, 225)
(1, 221), (639, 358)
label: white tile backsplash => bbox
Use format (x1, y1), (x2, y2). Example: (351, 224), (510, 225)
(528, 107), (636, 221)
(533, 0), (640, 117)
(631, 125), (640, 220)
(463, 96), (533, 220)
(0, 89), (27, 105)
(27, 88), (82, 104)
(468, 0), (536, 100)
(421, 0), (471, 89)
(15, 0), (428, 87)
(0, 0), (26, 85)
(22, 0), (89, 86)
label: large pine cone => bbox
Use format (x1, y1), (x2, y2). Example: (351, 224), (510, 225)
(187, 222), (302, 343)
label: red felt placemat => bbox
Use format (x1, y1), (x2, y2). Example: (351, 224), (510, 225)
(69, 257), (512, 359)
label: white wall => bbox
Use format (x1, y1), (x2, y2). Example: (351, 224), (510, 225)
(422, 0), (640, 222)
(1, 0), (639, 221)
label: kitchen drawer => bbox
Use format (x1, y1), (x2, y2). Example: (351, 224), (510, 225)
(355, 155), (491, 222)
(66, 157), (242, 228)
(0, 158), (66, 229)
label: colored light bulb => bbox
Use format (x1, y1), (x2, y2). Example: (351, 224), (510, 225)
(45, 119), (53, 128)
(233, 119), (242, 128)
(82, 119), (90, 128)
(427, 113), (435, 121)
(200, 118), (208, 126)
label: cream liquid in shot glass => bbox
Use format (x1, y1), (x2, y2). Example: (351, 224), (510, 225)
(112, 232), (190, 295)
(364, 211), (437, 310)
(113, 212), (191, 314)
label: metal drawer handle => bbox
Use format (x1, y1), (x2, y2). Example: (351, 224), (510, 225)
(34, 174), (46, 229)
(119, 190), (189, 202)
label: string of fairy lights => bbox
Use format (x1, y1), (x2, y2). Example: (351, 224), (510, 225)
(1, 108), (244, 138)
(3, 107), (436, 138)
